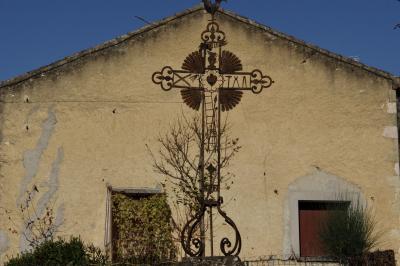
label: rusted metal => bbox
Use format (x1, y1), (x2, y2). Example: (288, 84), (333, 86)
(152, 11), (274, 258)
(202, 0), (224, 15)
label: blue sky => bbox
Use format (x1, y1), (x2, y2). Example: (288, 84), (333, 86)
(0, 0), (399, 81)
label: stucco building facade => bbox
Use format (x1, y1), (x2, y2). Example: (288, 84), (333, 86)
(0, 5), (400, 263)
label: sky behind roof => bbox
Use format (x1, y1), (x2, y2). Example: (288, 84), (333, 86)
(0, 0), (399, 82)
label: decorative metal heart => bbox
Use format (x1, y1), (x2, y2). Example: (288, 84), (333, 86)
(207, 74), (218, 86)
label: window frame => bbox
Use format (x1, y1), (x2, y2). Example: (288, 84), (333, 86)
(287, 190), (361, 258)
(104, 185), (163, 260)
(298, 200), (350, 258)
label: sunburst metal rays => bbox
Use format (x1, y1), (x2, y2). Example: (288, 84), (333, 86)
(219, 51), (243, 111)
(180, 50), (245, 111)
(220, 90), (243, 112)
(220, 51), (242, 74)
(181, 89), (202, 110)
(182, 51), (205, 74)
(152, 14), (274, 258)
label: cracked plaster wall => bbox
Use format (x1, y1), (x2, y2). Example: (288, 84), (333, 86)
(0, 9), (398, 263)
(17, 106), (57, 206)
(19, 145), (64, 251)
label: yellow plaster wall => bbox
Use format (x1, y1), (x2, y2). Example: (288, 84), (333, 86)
(0, 9), (398, 262)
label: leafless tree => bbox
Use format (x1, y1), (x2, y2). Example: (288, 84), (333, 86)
(4, 189), (59, 249)
(147, 114), (240, 218)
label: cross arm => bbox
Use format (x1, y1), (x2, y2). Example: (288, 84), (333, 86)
(152, 66), (204, 91)
(219, 69), (274, 94)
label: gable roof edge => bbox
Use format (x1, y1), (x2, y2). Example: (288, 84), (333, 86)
(0, 5), (204, 89)
(1, 5), (398, 89)
(218, 9), (398, 83)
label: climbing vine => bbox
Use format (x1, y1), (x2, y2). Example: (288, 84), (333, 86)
(112, 193), (176, 264)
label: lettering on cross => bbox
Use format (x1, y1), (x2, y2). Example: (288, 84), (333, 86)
(152, 20), (274, 150)
(151, 16), (275, 258)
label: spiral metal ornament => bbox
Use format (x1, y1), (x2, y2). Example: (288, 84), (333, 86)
(181, 206), (206, 257)
(151, 66), (174, 91)
(218, 206), (242, 256)
(250, 69), (274, 94)
(152, 1), (274, 258)
(201, 21), (226, 45)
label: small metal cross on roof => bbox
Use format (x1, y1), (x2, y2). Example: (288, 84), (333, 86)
(152, 1), (274, 259)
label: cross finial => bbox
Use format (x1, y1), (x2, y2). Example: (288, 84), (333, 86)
(202, 0), (226, 15)
(152, 8), (273, 258)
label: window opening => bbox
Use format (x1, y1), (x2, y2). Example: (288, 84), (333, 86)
(105, 187), (176, 264)
(298, 200), (349, 258)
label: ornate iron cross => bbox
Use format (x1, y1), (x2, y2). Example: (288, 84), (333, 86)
(152, 5), (273, 258)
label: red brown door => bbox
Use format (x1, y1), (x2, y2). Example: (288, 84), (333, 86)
(299, 209), (328, 257)
(298, 201), (349, 257)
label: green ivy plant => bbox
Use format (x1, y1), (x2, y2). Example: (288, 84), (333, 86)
(112, 193), (176, 264)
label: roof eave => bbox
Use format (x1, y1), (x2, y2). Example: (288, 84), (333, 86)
(0, 5), (398, 89)
(219, 8), (398, 82)
(0, 4), (204, 89)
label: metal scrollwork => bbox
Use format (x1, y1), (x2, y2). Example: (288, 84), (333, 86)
(250, 69), (274, 94)
(218, 206), (242, 256)
(152, 2), (274, 258)
(152, 66), (174, 91)
(181, 203), (242, 258)
(181, 206), (206, 257)
(201, 22), (226, 45)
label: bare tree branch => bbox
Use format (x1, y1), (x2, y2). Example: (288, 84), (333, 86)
(147, 113), (241, 221)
